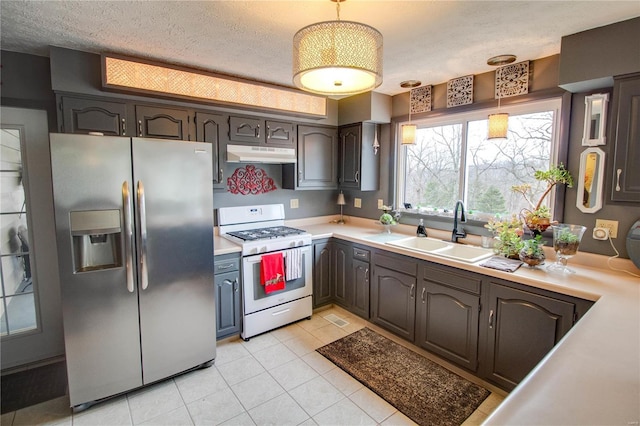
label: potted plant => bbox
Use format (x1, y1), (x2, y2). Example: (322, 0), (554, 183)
(511, 164), (573, 235)
(519, 235), (546, 268)
(485, 215), (524, 259)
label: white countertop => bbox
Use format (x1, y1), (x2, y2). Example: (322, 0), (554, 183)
(287, 216), (640, 426)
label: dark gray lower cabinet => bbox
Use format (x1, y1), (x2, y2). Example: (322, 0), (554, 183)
(214, 254), (241, 340)
(416, 263), (482, 371)
(481, 281), (575, 390)
(313, 240), (343, 308)
(332, 242), (350, 309)
(351, 253), (370, 319)
(311, 240), (593, 392)
(371, 252), (417, 341)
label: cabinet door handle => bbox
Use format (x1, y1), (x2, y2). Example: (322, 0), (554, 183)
(489, 309), (494, 329)
(217, 263), (234, 270)
(355, 171), (360, 183)
(616, 168), (622, 192)
(266, 125), (270, 139)
(256, 124), (261, 139)
(121, 118), (126, 135)
(138, 120), (143, 137)
(219, 169), (224, 182)
(421, 287), (426, 303)
(234, 278), (239, 293)
(365, 268), (369, 283)
(410, 284), (415, 299)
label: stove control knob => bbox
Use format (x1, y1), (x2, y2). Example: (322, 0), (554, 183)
(260, 246), (268, 253)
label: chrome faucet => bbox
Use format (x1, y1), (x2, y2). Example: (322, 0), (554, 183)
(451, 200), (467, 243)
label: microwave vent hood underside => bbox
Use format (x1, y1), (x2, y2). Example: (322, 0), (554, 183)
(226, 144), (296, 164)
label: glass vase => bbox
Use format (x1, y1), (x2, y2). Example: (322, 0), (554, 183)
(547, 224), (586, 273)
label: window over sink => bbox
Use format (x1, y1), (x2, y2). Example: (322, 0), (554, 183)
(396, 98), (563, 220)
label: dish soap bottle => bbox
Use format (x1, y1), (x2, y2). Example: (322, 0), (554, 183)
(417, 219), (427, 237)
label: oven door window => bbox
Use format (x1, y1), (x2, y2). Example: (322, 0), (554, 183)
(249, 252), (308, 300)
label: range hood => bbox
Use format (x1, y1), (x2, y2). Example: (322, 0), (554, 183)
(226, 144), (296, 164)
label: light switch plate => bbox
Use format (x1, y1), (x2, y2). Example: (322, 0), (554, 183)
(378, 199), (384, 209)
(354, 198), (362, 208)
(290, 199), (299, 209)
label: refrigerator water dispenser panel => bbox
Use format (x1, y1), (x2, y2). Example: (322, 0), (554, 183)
(70, 210), (122, 272)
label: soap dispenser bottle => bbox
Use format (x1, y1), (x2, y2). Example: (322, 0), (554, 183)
(417, 219), (427, 237)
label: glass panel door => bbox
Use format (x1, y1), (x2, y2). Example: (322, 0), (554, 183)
(0, 128), (38, 336)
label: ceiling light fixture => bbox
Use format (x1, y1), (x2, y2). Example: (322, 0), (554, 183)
(293, 0), (383, 96)
(487, 55), (515, 140)
(102, 55), (327, 117)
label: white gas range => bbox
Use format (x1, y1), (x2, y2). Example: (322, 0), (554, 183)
(218, 204), (313, 340)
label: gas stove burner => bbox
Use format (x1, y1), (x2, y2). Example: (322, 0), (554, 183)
(227, 226), (307, 242)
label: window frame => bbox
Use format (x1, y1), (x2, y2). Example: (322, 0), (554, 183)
(395, 96), (567, 223)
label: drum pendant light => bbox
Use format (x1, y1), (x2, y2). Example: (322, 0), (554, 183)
(487, 55), (516, 140)
(401, 82), (420, 145)
(293, 0), (383, 96)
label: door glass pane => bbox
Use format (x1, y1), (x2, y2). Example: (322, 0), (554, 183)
(403, 124), (463, 210)
(465, 111), (554, 216)
(1, 127), (38, 336)
(2, 293), (36, 334)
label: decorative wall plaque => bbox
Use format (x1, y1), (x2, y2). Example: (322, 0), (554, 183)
(495, 60), (530, 98)
(410, 85), (432, 113)
(447, 75), (474, 108)
(227, 165), (276, 195)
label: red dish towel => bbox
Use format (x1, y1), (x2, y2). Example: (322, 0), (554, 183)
(260, 252), (285, 294)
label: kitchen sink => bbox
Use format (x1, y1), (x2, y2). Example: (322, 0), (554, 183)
(387, 237), (494, 263)
(385, 237), (450, 251)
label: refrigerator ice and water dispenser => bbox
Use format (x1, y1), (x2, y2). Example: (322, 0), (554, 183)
(70, 209), (122, 272)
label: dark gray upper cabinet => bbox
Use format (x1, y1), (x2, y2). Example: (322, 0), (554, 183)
(214, 254), (241, 340)
(370, 251), (417, 341)
(338, 122), (379, 191)
(59, 95), (129, 136)
(135, 105), (190, 140)
(416, 263), (481, 372)
(228, 115), (295, 147)
(481, 281), (575, 390)
(282, 125), (338, 190)
(266, 120), (295, 147)
(611, 73), (640, 202)
(195, 112), (226, 186)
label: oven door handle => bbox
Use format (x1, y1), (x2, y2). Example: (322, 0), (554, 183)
(244, 246), (311, 263)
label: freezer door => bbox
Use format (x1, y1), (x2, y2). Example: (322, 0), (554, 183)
(49, 133), (142, 407)
(132, 138), (215, 384)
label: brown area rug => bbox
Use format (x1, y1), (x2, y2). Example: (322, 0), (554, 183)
(317, 327), (490, 426)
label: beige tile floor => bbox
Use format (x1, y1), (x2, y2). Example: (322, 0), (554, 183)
(0, 306), (505, 426)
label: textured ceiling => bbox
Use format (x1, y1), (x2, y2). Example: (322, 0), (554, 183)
(1, 1), (639, 97)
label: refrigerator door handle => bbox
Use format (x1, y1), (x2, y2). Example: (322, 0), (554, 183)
(137, 180), (149, 290)
(122, 181), (135, 293)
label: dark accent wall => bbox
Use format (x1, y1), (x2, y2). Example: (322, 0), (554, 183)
(559, 17), (640, 92)
(563, 89), (640, 258)
(0, 51), (57, 130)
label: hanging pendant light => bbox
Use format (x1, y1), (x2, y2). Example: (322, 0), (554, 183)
(487, 55), (516, 140)
(401, 81), (420, 145)
(293, 0), (383, 96)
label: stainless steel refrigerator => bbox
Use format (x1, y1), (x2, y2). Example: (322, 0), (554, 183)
(49, 133), (215, 409)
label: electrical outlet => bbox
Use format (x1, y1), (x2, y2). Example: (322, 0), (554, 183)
(593, 227), (610, 240)
(378, 199), (384, 209)
(354, 198), (362, 208)
(290, 199), (299, 209)
(595, 219), (618, 238)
